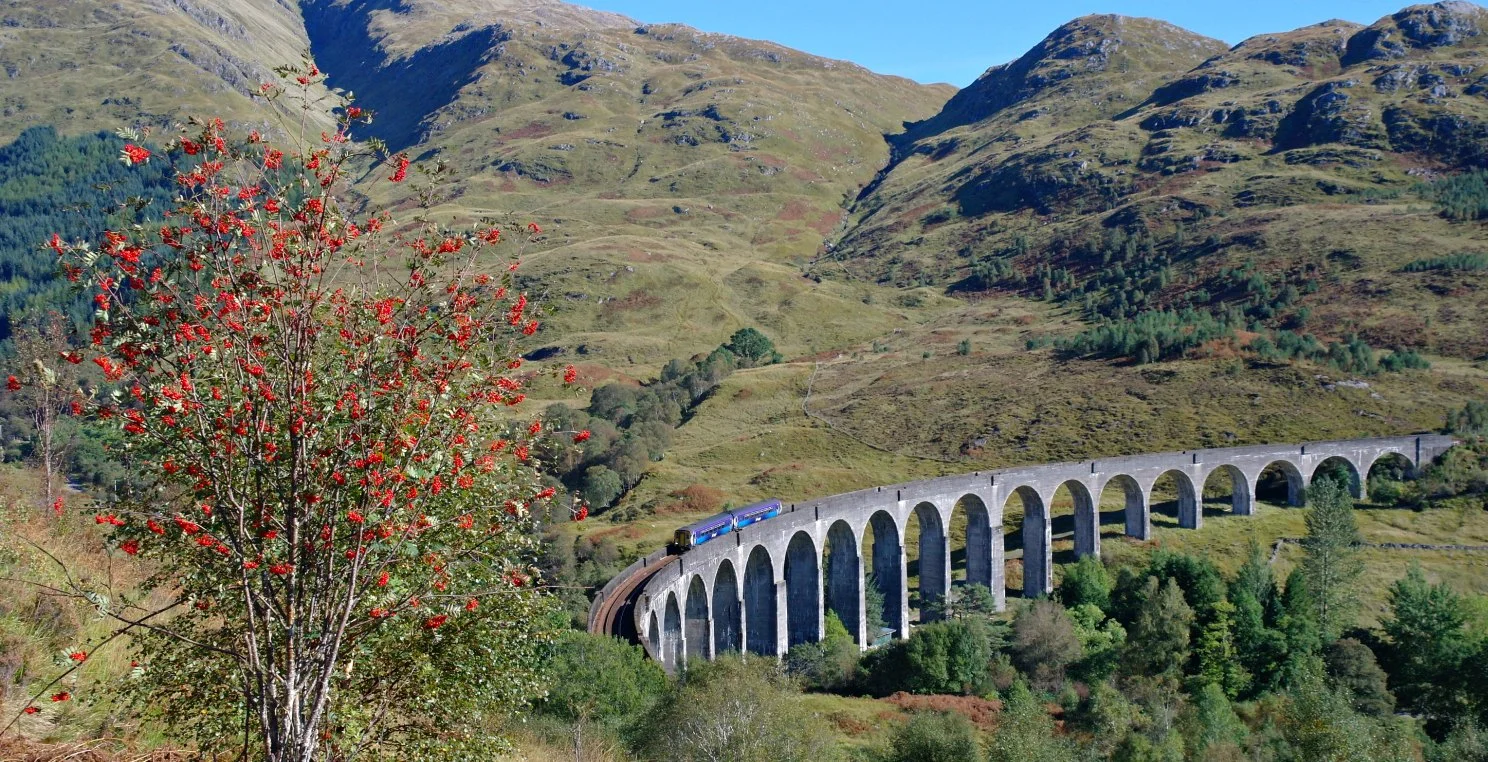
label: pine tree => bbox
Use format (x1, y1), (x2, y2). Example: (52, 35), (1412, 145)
(1188, 682), (1248, 757)
(1280, 569), (1323, 672)
(1058, 554), (1112, 612)
(1300, 477), (1364, 641)
(1195, 600), (1251, 698)
(1382, 563), (1469, 726)
(1231, 537), (1278, 612)
(1125, 577), (1193, 677)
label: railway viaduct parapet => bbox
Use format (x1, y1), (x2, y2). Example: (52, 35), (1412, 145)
(589, 435), (1457, 672)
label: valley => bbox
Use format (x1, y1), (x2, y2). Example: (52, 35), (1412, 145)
(0, 0), (1487, 760)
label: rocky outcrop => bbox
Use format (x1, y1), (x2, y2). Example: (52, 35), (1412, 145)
(898, 15), (1225, 145)
(1275, 79), (1389, 150)
(1342, 1), (1488, 65)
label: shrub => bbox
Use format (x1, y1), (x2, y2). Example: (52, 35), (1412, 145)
(537, 631), (667, 731)
(784, 612), (859, 691)
(724, 327), (778, 365)
(859, 619), (993, 696)
(885, 711), (983, 762)
(1447, 400), (1488, 436)
(1402, 253), (1488, 273)
(1058, 555), (1111, 612)
(1421, 170), (1488, 221)
(1012, 600), (1083, 691)
(581, 465), (625, 508)
(630, 656), (840, 762)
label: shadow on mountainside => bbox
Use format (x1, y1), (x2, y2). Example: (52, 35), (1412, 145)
(299, 0), (506, 153)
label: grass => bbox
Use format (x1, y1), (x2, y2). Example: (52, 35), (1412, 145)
(0, 465), (171, 747)
(572, 288), (1488, 555)
(830, 8), (1488, 363)
(1101, 495), (1488, 628)
(7, 1), (1488, 755)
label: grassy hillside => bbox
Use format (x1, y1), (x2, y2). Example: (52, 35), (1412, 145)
(0, 0), (1480, 557)
(831, 3), (1488, 363)
(316, 0), (957, 368)
(573, 291), (1488, 556)
(0, 467), (168, 747)
(0, 0), (333, 140)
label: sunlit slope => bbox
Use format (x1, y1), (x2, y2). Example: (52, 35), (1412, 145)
(833, 4), (1488, 361)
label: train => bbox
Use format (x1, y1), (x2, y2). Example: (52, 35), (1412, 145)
(671, 499), (783, 551)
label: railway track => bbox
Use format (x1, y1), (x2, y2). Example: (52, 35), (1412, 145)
(588, 552), (678, 641)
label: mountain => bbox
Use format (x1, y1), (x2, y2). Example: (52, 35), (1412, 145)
(830, 2), (1488, 361)
(0, 0), (953, 366)
(293, 0), (956, 364)
(0, 1), (1484, 513)
(0, 0), (329, 138)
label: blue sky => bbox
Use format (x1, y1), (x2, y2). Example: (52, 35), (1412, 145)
(581, 1), (1430, 85)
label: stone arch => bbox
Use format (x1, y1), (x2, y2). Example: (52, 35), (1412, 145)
(1256, 460), (1305, 507)
(1100, 474), (1149, 540)
(1363, 449), (1410, 503)
(1059, 480), (1099, 559)
(743, 545), (777, 656)
(1150, 470), (1200, 529)
(785, 531), (821, 648)
(1202, 464), (1255, 516)
(712, 560), (742, 655)
(865, 510), (905, 639)
(662, 593), (682, 670)
(953, 494), (995, 595)
(1365, 451), (1415, 504)
(824, 520), (863, 645)
(913, 502), (949, 622)
(1005, 485), (1050, 598)
(1366, 450), (1416, 480)
(647, 610), (660, 658)
(1310, 456), (1363, 500)
(685, 575), (710, 664)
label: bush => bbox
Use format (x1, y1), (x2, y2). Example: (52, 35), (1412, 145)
(1323, 638), (1394, 718)
(985, 680), (1079, 762)
(537, 631), (668, 731)
(630, 656), (840, 762)
(1055, 308), (1236, 364)
(1058, 555), (1111, 612)
(1421, 170), (1488, 221)
(580, 465), (624, 508)
(858, 619), (993, 696)
(1012, 600), (1083, 691)
(1414, 442), (1488, 503)
(1379, 349), (1431, 372)
(785, 612), (859, 691)
(885, 711), (983, 762)
(1447, 400), (1488, 436)
(724, 327), (778, 365)
(1403, 253), (1488, 273)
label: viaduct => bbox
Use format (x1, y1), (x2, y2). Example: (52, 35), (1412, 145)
(587, 435), (1458, 672)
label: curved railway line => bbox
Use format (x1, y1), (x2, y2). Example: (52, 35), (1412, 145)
(588, 435), (1459, 671)
(588, 551), (677, 640)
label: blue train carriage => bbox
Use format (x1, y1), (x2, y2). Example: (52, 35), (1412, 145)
(673, 512), (734, 551)
(671, 498), (783, 551)
(728, 498), (782, 530)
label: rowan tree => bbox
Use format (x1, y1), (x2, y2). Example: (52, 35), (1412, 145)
(2, 65), (581, 761)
